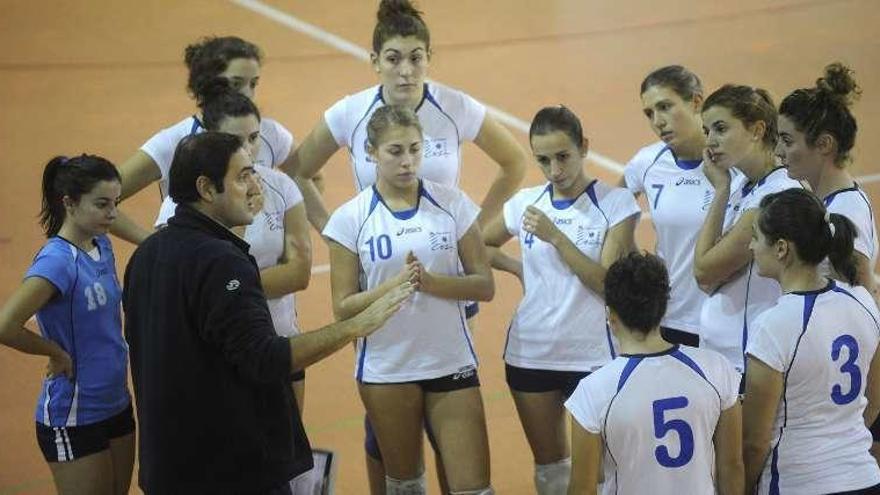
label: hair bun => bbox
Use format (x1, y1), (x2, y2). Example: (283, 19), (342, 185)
(377, 0), (423, 22)
(816, 62), (861, 106)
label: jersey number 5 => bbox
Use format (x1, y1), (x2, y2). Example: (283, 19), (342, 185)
(831, 334), (861, 406)
(652, 396), (694, 468)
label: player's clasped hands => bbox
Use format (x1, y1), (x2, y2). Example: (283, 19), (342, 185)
(402, 251), (436, 293)
(522, 205), (562, 245)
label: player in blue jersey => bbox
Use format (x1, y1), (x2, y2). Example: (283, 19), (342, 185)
(324, 105), (495, 495)
(565, 252), (743, 495)
(744, 188), (880, 494)
(0, 155), (133, 494)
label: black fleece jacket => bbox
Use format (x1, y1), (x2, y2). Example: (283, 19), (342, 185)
(123, 204), (312, 494)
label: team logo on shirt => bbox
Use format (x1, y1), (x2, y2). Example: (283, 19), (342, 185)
(576, 226), (604, 247)
(424, 138), (451, 159)
(226, 280), (241, 291)
(702, 189), (714, 211)
(429, 231), (453, 251)
(263, 211), (283, 231)
(363, 138), (376, 164)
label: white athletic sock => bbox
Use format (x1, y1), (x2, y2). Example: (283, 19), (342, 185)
(385, 473), (427, 495)
(534, 457), (572, 495)
(449, 488), (495, 495)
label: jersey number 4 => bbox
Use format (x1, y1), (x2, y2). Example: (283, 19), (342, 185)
(831, 334), (861, 406)
(84, 282), (108, 311)
(652, 396), (694, 468)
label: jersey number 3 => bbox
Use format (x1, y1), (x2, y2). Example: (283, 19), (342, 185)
(652, 396), (694, 468)
(831, 334), (861, 406)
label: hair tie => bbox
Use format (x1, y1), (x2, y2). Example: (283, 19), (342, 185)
(825, 211), (836, 237)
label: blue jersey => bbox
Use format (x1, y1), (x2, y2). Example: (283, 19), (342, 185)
(26, 235), (130, 427)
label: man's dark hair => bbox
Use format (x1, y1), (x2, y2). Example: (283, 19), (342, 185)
(169, 132), (243, 203)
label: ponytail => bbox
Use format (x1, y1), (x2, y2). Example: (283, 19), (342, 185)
(39, 155), (121, 237)
(827, 213), (858, 285)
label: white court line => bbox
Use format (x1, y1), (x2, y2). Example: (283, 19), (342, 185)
(233, 0), (880, 280)
(231, 0), (880, 186)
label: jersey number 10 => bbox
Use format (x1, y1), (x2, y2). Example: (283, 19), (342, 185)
(653, 396), (695, 468)
(365, 235), (393, 262)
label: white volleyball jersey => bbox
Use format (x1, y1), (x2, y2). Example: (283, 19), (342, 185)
(624, 143), (738, 334)
(156, 165), (304, 337)
(565, 345), (740, 495)
(323, 82), (486, 191)
(140, 115), (293, 198)
(824, 183), (878, 270)
(746, 280), (880, 494)
(502, 180), (640, 371)
(322, 180), (481, 382)
(700, 167), (803, 372)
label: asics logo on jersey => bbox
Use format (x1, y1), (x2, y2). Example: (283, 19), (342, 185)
(452, 365), (476, 380)
(396, 226), (423, 236)
(226, 280), (241, 291)
(675, 177), (702, 186)
(429, 231), (453, 251)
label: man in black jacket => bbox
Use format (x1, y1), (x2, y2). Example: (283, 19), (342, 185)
(123, 132), (410, 494)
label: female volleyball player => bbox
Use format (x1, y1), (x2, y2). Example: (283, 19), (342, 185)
(622, 65), (731, 347)
(284, 1), (527, 489)
(744, 188), (880, 494)
(565, 252), (743, 495)
(112, 35), (294, 244)
(777, 63), (876, 291)
(323, 105), (495, 495)
(483, 105), (639, 495)
(153, 87), (312, 411)
(284, 0), (527, 232)
(694, 84), (802, 375)
(0, 155), (134, 494)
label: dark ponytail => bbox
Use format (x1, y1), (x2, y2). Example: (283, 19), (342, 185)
(40, 155), (121, 237)
(758, 188), (857, 285)
(827, 213), (858, 285)
(372, 0), (430, 53)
